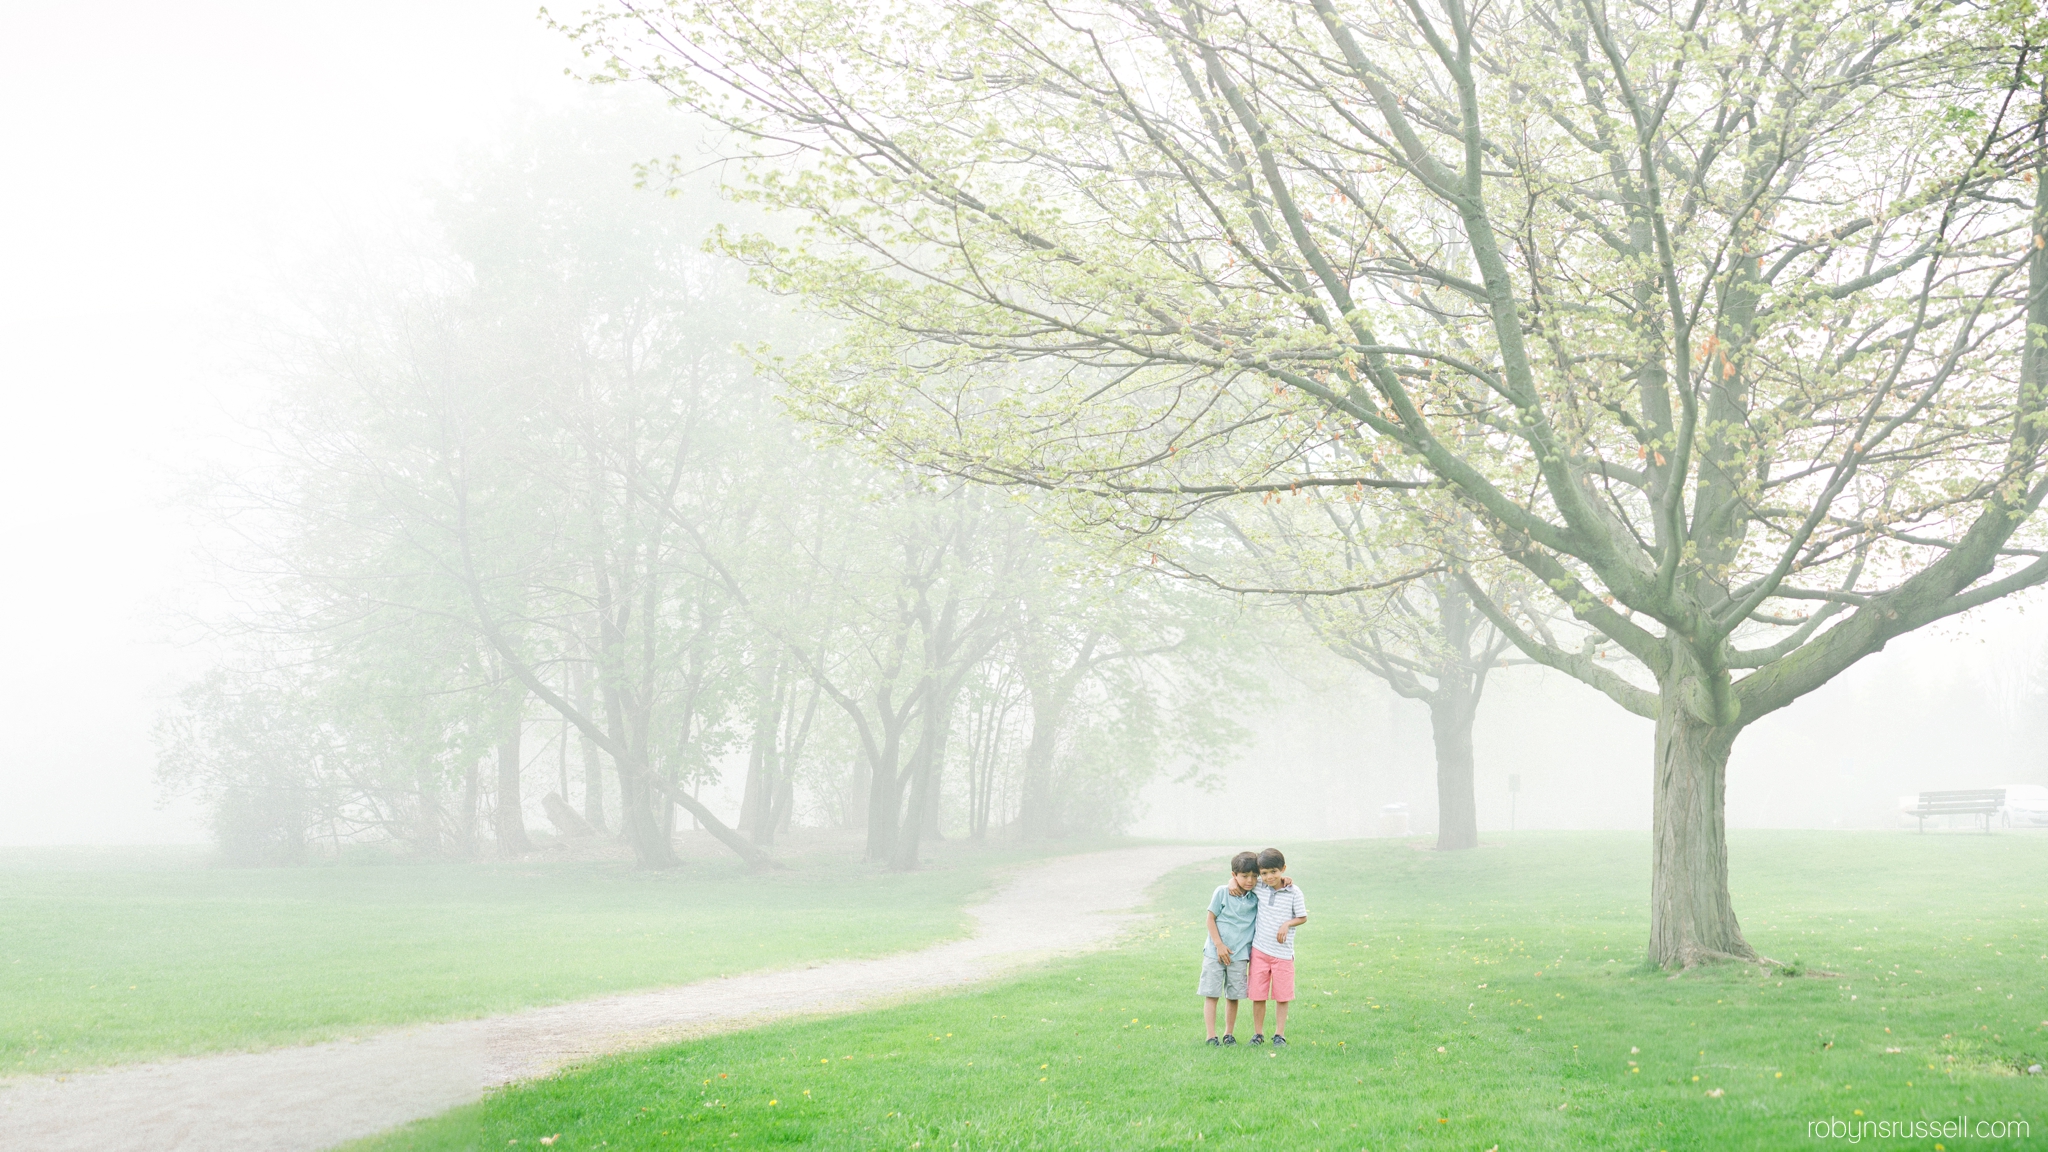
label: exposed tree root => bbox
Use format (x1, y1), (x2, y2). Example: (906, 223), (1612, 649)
(1664, 947), (1837, 978)
(1666, 944), (1756, 976)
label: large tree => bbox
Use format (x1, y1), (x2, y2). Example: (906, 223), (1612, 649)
(576, 0), (2048, 963)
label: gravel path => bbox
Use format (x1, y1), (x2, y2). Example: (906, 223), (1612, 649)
(0, 844), (1224, 1152)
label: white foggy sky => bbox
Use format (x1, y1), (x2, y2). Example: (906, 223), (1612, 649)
(0, 2), (583, 844)
(0, 3), (2041, 848)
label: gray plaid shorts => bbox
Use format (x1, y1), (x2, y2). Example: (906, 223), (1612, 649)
(1197, 953), (1249, 999)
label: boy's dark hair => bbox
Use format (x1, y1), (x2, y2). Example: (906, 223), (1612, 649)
(1230, 851), (1260, 875)
(1257, 847), (1286, 871)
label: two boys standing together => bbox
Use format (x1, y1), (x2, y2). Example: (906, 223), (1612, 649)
(1199, 847), (1307, 1047)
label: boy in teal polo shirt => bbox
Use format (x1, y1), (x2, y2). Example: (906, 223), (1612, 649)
(1199, 851), (1261, 1046)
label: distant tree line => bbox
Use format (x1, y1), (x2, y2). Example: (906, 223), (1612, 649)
(158, 109), (1259, 868)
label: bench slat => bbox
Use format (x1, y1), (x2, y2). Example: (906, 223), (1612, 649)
(1907, 789), (2005, 831)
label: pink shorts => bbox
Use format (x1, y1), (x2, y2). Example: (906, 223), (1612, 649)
(1248, 949), (1295, 1002)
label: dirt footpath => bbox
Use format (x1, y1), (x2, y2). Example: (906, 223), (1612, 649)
(0, 844), (1224, 1152)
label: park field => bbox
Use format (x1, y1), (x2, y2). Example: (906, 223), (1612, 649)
(356, 831), (2048, 1151)
(0, 834), (1106, 1076)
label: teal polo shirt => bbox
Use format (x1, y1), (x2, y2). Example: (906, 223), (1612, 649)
(1206, 884), (1258, 961)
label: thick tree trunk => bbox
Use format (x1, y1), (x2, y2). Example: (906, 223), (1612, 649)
(742, 754), (783, 846)
(892, 754), (933, 870)
(573, 659), (607, 834)
(771, 770), (796, 835)
(616, 764), (677, 867)
(740, 664), (781, 846)
(1016, 707), (1060, 840)
(1649, 704), (1753, 967)
(892, 694), (955, 870)
(557, 718), (570, 809)
(865, 755), (902, 862)
(965, 705), (994, 840)
(739, 742), (773, 845)
(581, 737), (608, 836)
(596, 671), (677, 867)
(1015, 632), (1096, 840)
(769, 683), (809, 837)
(1429, 687), (1479, 851)
(415, 761), (445, 856)
(494, 719), (532, 856)
(460, 759), (480, 856)
(973, 755), (998, 839)
(968, 755), (989, 840)
(920, 758), (943, 840)
(843, 757), (869, 831)
(916, 721), (947, 844)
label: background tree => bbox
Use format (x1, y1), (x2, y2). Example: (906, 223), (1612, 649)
(155, 562), (504, 862)
(1003, 546), (1260, 839)
(165, 103), (1258, 867)
(168, 108), (776, 867)
(698, 476), (1027, 868)
(1214, 495), (1539, 850)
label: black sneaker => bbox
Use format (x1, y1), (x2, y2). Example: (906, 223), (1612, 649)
(1221, 1034), (1237, 1046)
(1271, 1034), (1288, 1047)
(1250, 1033), (1265, 1045)
(1206, 1036), (1221, 1047)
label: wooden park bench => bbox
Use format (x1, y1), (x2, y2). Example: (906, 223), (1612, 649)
(1907, 788), (2005, 833)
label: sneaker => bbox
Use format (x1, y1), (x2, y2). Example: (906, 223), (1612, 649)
(1206, 1036), (1221, 1047)
(1271, 1034), (1288, 1047)
(1221, 1034), (1238, 1046)
(1250, 1033), (1265, 1045)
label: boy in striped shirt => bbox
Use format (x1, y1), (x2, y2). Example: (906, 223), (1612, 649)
(1249, 846), (1307, 1046)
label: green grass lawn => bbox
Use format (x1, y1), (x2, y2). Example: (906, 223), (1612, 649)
(355, 831), (2048, 1150)
(0, 835), (1100, 1076)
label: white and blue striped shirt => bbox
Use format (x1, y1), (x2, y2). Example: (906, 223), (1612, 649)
(1252, 882), (1308, 960)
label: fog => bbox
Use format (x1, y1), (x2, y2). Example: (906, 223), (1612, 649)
(4, 2), (2045, 854)
(1, 2), (580, 845)
(11, 10), (2048, 1151)
(1136, 606), (2048, 842)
